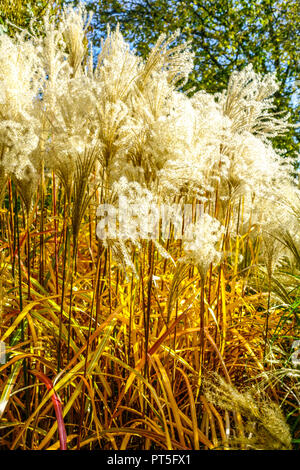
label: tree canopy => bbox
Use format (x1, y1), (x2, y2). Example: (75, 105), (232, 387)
(0, 0), (54, 34)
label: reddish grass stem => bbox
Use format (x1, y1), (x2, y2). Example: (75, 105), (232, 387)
(29, 370), (67, 450)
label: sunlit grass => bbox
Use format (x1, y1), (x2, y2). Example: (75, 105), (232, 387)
(0, 3), (299, 451)
(0, 175), (298, 450)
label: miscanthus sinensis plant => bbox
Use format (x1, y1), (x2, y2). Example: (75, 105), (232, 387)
(0, 3), (299, 451)
(0, 0), (298, 314)
(0, 0), (298, 333)
(0, 4), (296, 219)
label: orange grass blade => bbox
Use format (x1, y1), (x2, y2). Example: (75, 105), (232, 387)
(29, 370), (67, 450)
(177, 368), (200, 449)
(152, 354), (186, 447)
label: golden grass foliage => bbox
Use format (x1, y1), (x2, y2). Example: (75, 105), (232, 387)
(0, 3), (299, 451)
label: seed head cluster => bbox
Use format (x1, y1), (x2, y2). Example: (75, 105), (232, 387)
(0, 3), (298, 273)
